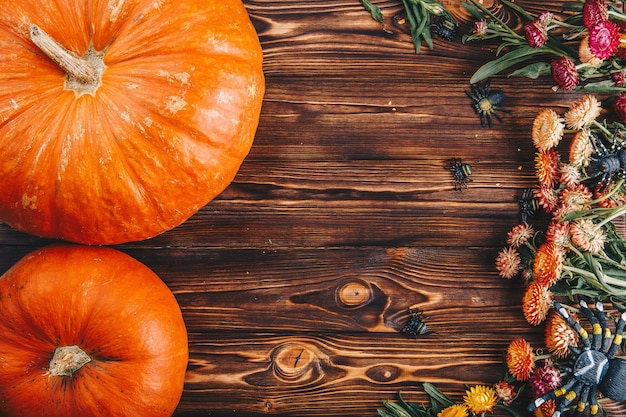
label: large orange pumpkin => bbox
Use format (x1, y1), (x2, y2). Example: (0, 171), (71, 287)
(0, 244), (188, 416)
(0, 0), (264, 244)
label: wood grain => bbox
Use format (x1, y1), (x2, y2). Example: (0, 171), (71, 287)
(1, 1), (624, 416)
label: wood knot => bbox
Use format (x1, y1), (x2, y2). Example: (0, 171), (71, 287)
(271, 342), (319, 382)
(365, 364), (401, 383)
(335, 279), (373, 309)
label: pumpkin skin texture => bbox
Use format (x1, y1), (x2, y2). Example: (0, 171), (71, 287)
(0, 244), (189, 417)
(0, 0), (265, 244)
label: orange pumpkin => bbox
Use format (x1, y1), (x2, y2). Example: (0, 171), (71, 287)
(0, 0), (264, 244)
(0, 244), (188, 416)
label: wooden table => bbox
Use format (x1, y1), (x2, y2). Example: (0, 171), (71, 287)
(2, 1), (625, 416)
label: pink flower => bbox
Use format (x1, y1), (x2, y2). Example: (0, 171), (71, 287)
(473, 20), (488, 38)
(528, 360), (562, 397)
(524, 20), (548, 48)
(551, 57), (578, 90)
(589, 20), (619, 59)
(583, 0), (608, 30)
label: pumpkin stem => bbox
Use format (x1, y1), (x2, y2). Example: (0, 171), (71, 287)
(49, 345), (92, 377)
(29, 25), (106, 96)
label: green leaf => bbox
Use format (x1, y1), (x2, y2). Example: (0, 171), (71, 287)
(509, 62), (551, 79)
(469, 46), (553, 84)
(360, 0), (384, 24)
(382, 400), (415, 417)
(422, 382), (455, 408)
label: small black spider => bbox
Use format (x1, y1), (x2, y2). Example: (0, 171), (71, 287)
(431, 17), (458, 40)
(518, 188), (539, 223)
(528, 299), (626, 417)
(588, 130), (626, 191)
(448, 158), (472, 191)
(466, 79), (510, 128)
(399, 308), (428, 338)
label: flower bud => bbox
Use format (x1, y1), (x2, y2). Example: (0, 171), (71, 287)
(550, 56), (578, 90)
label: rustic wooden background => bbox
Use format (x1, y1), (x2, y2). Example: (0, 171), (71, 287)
(2, 1), (626, 416)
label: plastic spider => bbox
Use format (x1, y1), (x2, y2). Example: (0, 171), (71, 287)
(589, 130), (626, 191)
(528, 299), (626, 417)
(431, 17), (458, 40)
(466, 79), (509, 128)
(518, 188), (539, 223)
(448, 158), (472, 191)
(399, 308), (428, 338)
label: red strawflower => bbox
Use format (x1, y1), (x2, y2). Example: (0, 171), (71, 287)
(613, 71), (626, 86)
(528, 360), (562, 397)
(589, 20), (619, 59)
(583, 0), (608, 30)
(614, 92), (626, 123)
(524, 20), (548, 48)
(551, 57), (578, 90)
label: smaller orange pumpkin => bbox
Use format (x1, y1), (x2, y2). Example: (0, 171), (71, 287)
(0, 244), (188, 417)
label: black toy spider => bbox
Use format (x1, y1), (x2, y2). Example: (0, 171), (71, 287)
(528, 299), (626, 417)
(431, 17), (458, 40)
(399, 308), (428, 338)
(518, 188), (539, 223)
(466, 79), (510, 128)
(448, 158), (472, 191)
(588, 130), (626, 191)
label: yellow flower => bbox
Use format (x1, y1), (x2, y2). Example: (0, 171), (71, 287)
(506, 337), (535, 381)
(437, 404), (469, 417)
(532, 109), (564, 151)
(564, 95), (602, 130)
(463, 385), (497, 414)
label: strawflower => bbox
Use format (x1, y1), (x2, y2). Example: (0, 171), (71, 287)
(570, 218), (606, 254)
(528, 360), (561, 397)
(522, 280), (552, 326)
(534, 149), (561, 188)
(507, 223), (534, 248)
(463, 385), (497, 414)
(551, 56), (579, 91)
(506, 338), (535, 381)
(532, 109), (564, 151)
(544, 310), (578, 359)
(588, 20), (619, 60)
(493, 380), (516, 406)
(532, 243), (564, 287)
(495, 246), (521, 279)
(568, 129), (593, 168)
(437, 404), (469, 417)
(563, 95), (601, 130)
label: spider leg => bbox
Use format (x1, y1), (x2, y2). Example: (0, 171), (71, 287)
(595, 301), (612, 353)
(607, 310), (626, 358)
(553, 301), (591, 349)
(554, 381), (584, 417)
(588, 385), (600, 417)
(573, 385), (590, 417)
(579, 299), (602, 350)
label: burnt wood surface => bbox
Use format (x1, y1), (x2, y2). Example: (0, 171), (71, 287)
(2, 1), (626, 416)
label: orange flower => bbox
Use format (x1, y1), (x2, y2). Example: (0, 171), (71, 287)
(495, 246), (521, 279)
(569, 128), (593, 167)
(570, 218), (606, 254)
(532, 242), (564, 287)
(437, 404), (469, 417)
(532, 109), (564, 151)
(507, 223), (535, 248)
(534, 400), (556, 417)
(535, 149), (561, 188)
(463, 385), (497, 414)
(494, 380), (516, 406)
(522, 280), (552, 326)
(564, 95), (602, 130)
(545, 310), (579, 358)
(506, 337), (535, 381)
